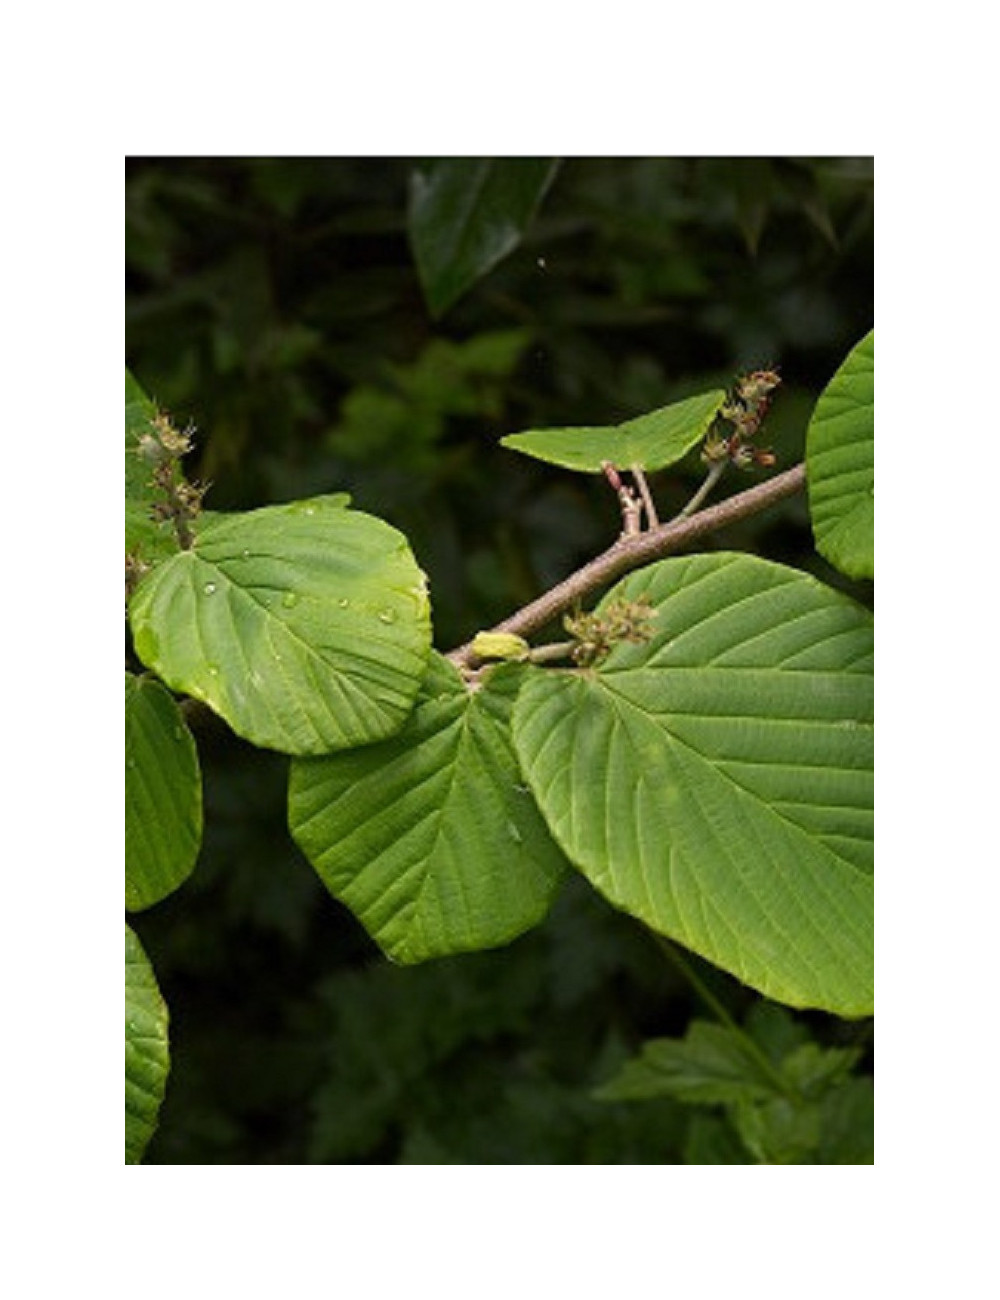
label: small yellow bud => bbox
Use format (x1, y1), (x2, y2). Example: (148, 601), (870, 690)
(471, 632), (530, 662)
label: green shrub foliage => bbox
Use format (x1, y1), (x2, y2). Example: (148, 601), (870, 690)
(126, 159), (872, 1163)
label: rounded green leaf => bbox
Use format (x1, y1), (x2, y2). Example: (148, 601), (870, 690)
(126, 672), (202, 910)
(512, 552), (873, 1017)
(500, 390), (725, 473)
(125, 923), (169, 1164)
(288, 652), (568, 963)
(128, 496), (432, 755)
(806, 329), (874, 578)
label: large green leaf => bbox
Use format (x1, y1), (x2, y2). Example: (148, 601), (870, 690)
(408, 158), (560, 318)
(125, 923), (170, 1164)
(125, 672), (202, 910)
(500, 390), (725, 473)
(512, 552), (873, 1016)
(288, 652), (568, 962)
(806, 329), (874, 578)
(128, 496), (432, 755)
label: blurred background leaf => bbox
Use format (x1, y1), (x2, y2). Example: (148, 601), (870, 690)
(408, 158), (560, 317)
(126, 156), (873, 1163)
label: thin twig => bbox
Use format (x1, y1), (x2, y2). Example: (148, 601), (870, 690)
(630, 464), (660, 528)
(447, 462), (806, 670)
(526, 640), (577, 664)
(601, 460), (642, 537)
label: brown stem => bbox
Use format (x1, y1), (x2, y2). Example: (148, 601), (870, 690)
(447, 462), (806, 670)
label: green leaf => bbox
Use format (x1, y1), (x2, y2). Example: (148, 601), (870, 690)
(780, 1041), (861, 1097)
(743, 1000), (812, 1063)
(816, 1076), (874, 1163)
(594, 1021), (776, 1107)
(129, 496), (432, 755)
(500, 390), (725, 474)
(408, 158), (559, 318)
(288, 652), (568, 963)
(512, 552), (873, 1016)
(125, 923), (170, 1164)
(125, 499), (181, 569)
(806, 329), (874, 578)
(683, 1113), (753, 1164)
(125, 672), (202, 910)
(733, 1094), (821, 1164)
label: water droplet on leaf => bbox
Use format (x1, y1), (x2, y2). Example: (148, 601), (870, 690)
(377, 609), (396, 624)
(203, 582), (217, 596)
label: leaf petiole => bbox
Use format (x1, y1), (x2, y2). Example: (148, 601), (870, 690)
(675, 458), (727, 521)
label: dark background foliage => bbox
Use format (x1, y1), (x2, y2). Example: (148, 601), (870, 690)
(126, 156), (873, 1163)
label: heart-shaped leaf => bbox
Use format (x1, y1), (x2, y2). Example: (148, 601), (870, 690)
(128, 496), (432, 755)
(126, 672), (202, 910)
(512, 552), (873, 1016)
(409, 158), (559, 318)
(500, 390), (725, 473)
(125, 924), (170, 1164)
(806, 329), (874, 578)
(288, 653), (568, 962)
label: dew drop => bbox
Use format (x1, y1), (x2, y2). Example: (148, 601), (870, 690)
(208, 664), (220, 677)
(203, 582), (217, 596)
(377, 608), (396, 624)
(337, 597), (350, 608)
(241, 548), (251, 559)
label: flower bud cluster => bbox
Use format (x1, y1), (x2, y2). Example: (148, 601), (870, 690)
(138, 410), (206, 551)
(702, 369), (780, 471)
(127, 410), (206, 597)
(564, 596), (656, 667)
